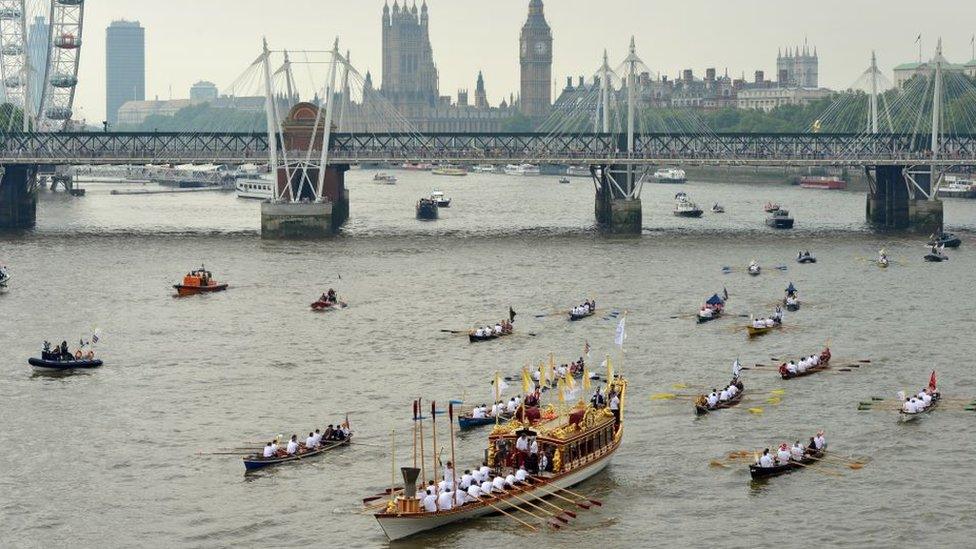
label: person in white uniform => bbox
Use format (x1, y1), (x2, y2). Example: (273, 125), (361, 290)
(437, 488), (454, 511)
(423, 489), (438, 512)
(758, 449), (774, 468)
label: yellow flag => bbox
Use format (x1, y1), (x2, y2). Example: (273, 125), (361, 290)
(566, 371), (576, 390)
(583, 363), (592, 391)
(605, 355), (614, 383)
(539, 360), (548, 387)
(557, 377), (566, 404)
(521, 366), (532, 394)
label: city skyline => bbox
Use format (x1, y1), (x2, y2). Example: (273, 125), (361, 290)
(63, 0), (976, 123)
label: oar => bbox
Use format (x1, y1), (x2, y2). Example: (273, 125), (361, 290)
(485, 495), (554, 527)
(523, 478), (592, 509)
(478, 498), (539, 532)
(804, 454), (867, 469)
(786, 459), (844, 478)
(650, 393), (699, 401)
(441, 329), (468, 335)
(507, 491), (570, 523)
(197, 451), (250, 456)
(514, 484), (577, 518)
(528, 475), (602, 506)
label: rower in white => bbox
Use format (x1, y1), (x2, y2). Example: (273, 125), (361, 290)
(758, 449), (775, 468)
(263, 443), (275, 458)
(776, 444), (792, 464)
(286, 435), (299, 455)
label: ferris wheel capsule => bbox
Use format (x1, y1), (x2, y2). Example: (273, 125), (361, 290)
(54, 33), (81, 49)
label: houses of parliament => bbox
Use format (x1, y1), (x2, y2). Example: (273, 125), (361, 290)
(346, 0), (551, 133)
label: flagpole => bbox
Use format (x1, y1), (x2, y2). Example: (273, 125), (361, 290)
(430, 400), (439, 508)
(448, 402), (457, 497)
(390, 429), (396, 505)
(494, 372), (501, 427)
(412, 400), (418, 468)
(418, 397), (426, 488)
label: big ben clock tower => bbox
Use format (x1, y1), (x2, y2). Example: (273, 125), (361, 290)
(519, 0), (552, 119)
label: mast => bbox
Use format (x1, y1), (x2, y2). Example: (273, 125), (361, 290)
(315, 38), (340, 202)
(430, 400), (439, 509)
(261, 38), (281, 202)
(418, 397), (426, 487)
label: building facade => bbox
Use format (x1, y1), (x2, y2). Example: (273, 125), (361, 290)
(776, 44), (818, 88)
(893, 60), (968, 89)
(381, 0), (439, 114)
(190, 81), (219, 102)
(519, 0), (553, 118)
(736, 86), (831, 112)
(106, 20), (146, 126)
(27, 15), (49, 114)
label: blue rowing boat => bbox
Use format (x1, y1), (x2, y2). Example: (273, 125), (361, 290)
(243, 436), (352, 472)
(457, 412), (513, 430)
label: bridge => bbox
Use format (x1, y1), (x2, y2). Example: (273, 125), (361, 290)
(1, 131), (974, 167)
(2, 30), (974, 236)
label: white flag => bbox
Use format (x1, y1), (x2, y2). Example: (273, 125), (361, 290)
(492, 374), (509, 400)
(614, 315), (627, 348)
(732, 358), (742, 379)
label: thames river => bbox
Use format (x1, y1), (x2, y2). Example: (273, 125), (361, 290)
(2, 169), (975, 548)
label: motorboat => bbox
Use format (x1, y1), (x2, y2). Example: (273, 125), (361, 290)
(432, 166), (467, 177)
(236, 177), (274, 199)
(558, 177), (571, 184)
(416, 198), (439, 220)
(173, 265), (228, 296)
(430, 190), (451, 208)
(471, 164), (497, 174)
(796, 251), (816, 264)
(653, 168), (687, 183)
(923, 247), (949, 262)
(936, 177), (976, 198)
(566, 166), (590, 177)
(799, 176), (847, 190)
(673, 192), (703, 218)
(747, 261), (761, 276)
(374, 173), (398, 184)
(0, 265), (9, 289)
(766, 209), (795, 229)
(928, 232), (961, 248)
(711, 204), (725, 213)
(504, 163), (541, 176)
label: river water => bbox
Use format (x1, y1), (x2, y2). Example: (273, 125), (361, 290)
(2, 170), (975, 548)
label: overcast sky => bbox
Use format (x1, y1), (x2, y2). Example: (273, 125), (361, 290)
(69, 0), (976, 122)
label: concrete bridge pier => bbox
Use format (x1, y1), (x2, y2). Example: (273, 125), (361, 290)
(261, 164), (350, 238)
(593, 165), (642, 234)
(0, 164), (38, 230)
(866, 165), (943, 232)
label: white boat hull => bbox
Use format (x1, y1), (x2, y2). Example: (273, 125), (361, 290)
(376, 445), (615, 541)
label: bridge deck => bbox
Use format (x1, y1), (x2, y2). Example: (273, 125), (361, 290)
(1, 131), (974, 167)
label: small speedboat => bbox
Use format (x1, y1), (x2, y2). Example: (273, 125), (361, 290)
(29, 351), (103, 372)
(0, 266), (10, 289)
(928, 232), (961, 248)
(879, 256), (890, 268)
(416, 198), (438, 220)
(711, 204), (725, 213)
(747, 261), (761, 276)
(174, 265), (228, 297)
(796, 252), (816, 264)
(558, 177), (571, 184)
(673, 192), (704, 218)
(924, 249), (949, 262)
(374, 173), (398, 184)
(430, 190), (451, 208)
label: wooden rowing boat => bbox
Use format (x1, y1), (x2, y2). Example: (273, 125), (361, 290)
(899, 393), (940, 422)
(747, 320), (781, 337)
(749, 449), (825, 480)
(695, 382), (745, 415)
(569, 309), (596, 321)
(468, 330), (513, 343)
(243, 436), (352, 472)
(779, 349), (831, 379)
(458, 412), (514, 430)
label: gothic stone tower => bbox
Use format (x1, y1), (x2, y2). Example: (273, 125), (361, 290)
(519, 0), (552, 118)
(382, 1), (439, 114)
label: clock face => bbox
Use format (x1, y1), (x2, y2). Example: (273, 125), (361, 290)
(535, 42), (548, 55)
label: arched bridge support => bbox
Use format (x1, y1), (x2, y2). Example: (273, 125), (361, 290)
(0, 164), (38, 230)
(592, 164), (642, 235)
(865, 165), (943, 233)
